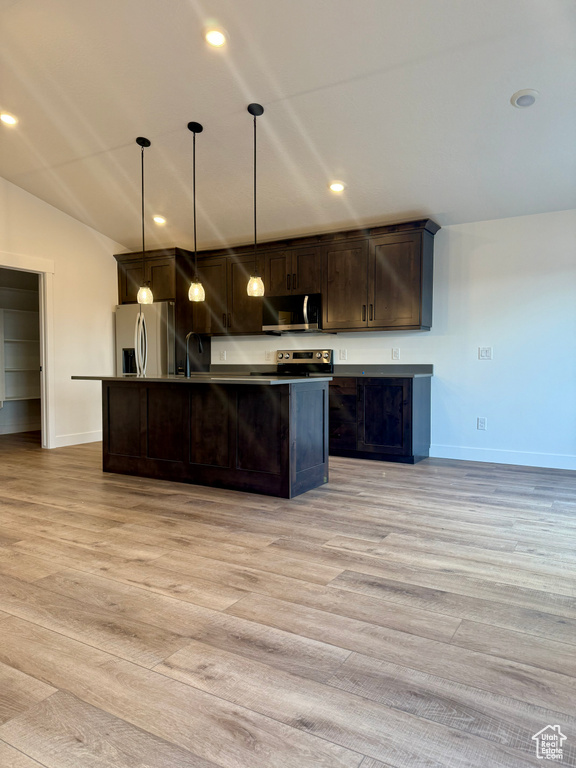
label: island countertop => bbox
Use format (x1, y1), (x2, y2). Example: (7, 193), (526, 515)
(72, 374), (332, 385)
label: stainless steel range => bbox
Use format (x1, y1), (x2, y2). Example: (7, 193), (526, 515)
(276, 348), (334, 376)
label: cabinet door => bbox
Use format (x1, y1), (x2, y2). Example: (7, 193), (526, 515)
(357, 378), (412, 455)
(291, 246), (322, 294)
(322, 240), (368, 330)
(264, 250), (291, 296)
(119, 261), (143, 304)
(328, 378), (357, 451)
(118, 256), (175, 303)
(146, 256), (175, 301)
(192, 257), (228, 335)
(227, 254), (263, 334)
(368, 233), (422, 328)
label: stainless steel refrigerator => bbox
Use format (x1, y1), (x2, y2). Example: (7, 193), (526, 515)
(115, 302), (175, 377)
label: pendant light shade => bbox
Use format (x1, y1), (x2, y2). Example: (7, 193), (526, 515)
(247, 103), (265, 297)
(247, 276), (264, 297)
(188, 281), (205, 302)
(187, 122), (206, 302)
(135, 137), (153, 304)
(137, 284), (154, 304)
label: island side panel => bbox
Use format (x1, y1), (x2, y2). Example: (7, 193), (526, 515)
(102, 381), (143, 470)
(290, 380), (329, 497)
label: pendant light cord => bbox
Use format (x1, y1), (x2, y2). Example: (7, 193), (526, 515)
(253, 113), (257, 263)
(140, 144), (146, 288)
(193, 130), (198, 280)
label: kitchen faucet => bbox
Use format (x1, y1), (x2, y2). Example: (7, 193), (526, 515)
(185, 332), (204, 378)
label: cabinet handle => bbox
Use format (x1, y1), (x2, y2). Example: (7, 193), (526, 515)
(293, 273), (297, 291)
(228, 313), (232, 328)
(369, 304), (373, 321)
(287, 273), (291, 291)
(362, 304), (366, 321)
(222, 313), (227, 328)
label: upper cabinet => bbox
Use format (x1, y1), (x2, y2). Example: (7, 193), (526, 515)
(322, 239), (369, 330)
(189, 255), (228, 335)
(191, 252), (262, 336)
(264, 244), (323, 296)
(322, 220), (438, 332)
(115, 249), (180, 304)
(115, 219), (439, 337)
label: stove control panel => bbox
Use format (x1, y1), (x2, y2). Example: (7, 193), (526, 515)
(277, 349), (333, 364)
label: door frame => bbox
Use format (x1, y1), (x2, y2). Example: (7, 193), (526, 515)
(0, 250), (55, 449)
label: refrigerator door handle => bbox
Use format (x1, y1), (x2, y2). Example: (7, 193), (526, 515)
(140, 313), (147, 376)
(134, 313), (141, 375)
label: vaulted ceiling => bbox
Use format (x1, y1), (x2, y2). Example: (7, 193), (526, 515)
(1, 0), (575, 252)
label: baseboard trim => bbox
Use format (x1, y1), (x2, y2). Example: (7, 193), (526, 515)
(429, 444), (576, 471)
(0, 421), (41, 435)
(49, 430), (102, 449)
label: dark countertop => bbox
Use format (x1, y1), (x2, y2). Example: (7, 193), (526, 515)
(213, 364), (433, 378)
(72, 374), (332, 386)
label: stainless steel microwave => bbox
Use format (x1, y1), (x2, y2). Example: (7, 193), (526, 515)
(262, 293), (322, 333)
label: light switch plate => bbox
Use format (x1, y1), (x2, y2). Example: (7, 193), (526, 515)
(392, 348), (400, 360)
(478, 347), (493, 360)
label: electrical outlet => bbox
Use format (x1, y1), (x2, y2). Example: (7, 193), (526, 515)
(392, 348), (400, 360)
(264, 350), (273, 362)
(478, 347), (493, 360)
(338, 349), (348, 361)
(219, 350), (227, 362)
(477, 417), (487, 430)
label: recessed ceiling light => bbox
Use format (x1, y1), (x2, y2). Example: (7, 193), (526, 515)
(153, 215), (166, 225)
(1, 112), (18, 126)
(329, 181), (346, 193)
(204, 27), (227, 47)
(510, 89), (539, 108)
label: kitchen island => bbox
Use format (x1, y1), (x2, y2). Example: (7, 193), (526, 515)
(73, 374), (331, 498)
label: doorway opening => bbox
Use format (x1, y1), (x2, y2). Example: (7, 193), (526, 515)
(0, 267), (42, 447)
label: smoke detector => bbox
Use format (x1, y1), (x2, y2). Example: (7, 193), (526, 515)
(510, 89), (539, 108)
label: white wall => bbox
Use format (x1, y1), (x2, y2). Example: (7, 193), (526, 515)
(0, 176), (124, 447)
(211, 209), (576, 470)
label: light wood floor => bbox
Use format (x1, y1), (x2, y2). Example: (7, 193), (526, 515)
(0, 432), (574, 767)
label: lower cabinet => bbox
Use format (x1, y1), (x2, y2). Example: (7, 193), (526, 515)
(329, 376), (431, 463)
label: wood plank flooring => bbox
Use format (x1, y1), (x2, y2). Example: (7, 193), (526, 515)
(0, 432), (575, 767)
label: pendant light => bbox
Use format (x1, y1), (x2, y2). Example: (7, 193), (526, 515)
(246, 103), (265, 297)
(136, 137), (153, 304)
(187, 122), (206, 302)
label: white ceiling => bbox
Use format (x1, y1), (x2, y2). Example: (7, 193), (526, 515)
(1, 0), (575, 252)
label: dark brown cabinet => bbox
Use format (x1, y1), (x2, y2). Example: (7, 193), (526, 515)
(190, 256), (228, 335)
(322, 220), (438, 331)
(116, 249), (178, 304)
(116, 218), (439, 342)
(322, 240), (369, 329)
(368, 231), (433, 329)
(191, 253), (262, 335)
(264, 244), (323, 296)
(329, 376), (431, 463)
